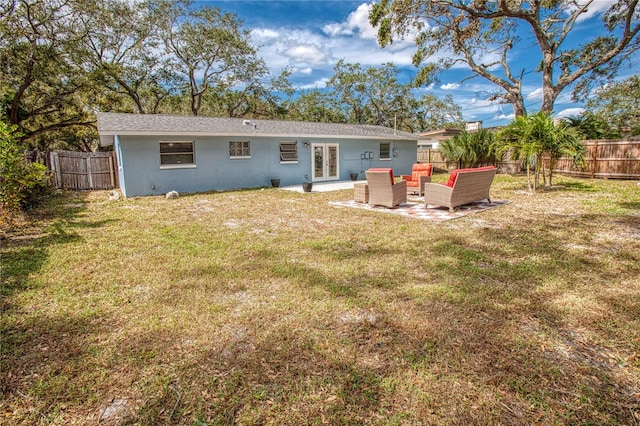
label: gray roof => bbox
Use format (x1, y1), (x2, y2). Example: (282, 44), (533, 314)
(97, 112), (419, 146)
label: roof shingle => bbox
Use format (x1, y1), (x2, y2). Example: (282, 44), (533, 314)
(97, 112), (419, 141)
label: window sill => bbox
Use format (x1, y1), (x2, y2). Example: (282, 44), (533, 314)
(230, 156), (251, 160)
(280, 161), (299, 164)
(160, 164), (197, 169)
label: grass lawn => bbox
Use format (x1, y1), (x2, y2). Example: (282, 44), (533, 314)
(2, 174), (639, 425)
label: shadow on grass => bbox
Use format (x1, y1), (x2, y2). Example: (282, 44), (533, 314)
(1, 192), (119, 300)
(0, 309), (118, 423)
(1, 191), (122, 422)
(407, 214), (639, 422)
(122, 210), (638, 424)
(1, 198), (82, 299)
(618, 201), (640, 210)
(543, 180), (598, 192)
(4, 185), (639, 424)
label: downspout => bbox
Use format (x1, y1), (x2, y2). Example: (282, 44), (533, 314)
(114, 135), (127, 197)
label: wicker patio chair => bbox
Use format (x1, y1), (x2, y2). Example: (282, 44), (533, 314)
(365, 169), (407, 208)
(400, 163), (433, 196)
(424, 166), (496, 212)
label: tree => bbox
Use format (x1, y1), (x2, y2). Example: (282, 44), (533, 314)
(327, 60), (423, 128)
(414, 93), (464, 131)
(282, 89), (346, 123)
(324, 60), (462, 131)
(495, 111), (585, 191)
(326, 60), (381, 125)
(585, 75), (640, 136)
(0, 0), (96, 147)
(156, 1), (269, 116)
(76, 0), (181, 115)
(199, 68), (294, 119)
(370, 0), (640, 117)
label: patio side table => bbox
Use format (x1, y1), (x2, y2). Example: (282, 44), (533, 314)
(354, 183), (369, 203)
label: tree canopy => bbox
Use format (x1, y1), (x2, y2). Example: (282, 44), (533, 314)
(585, 75), (640, 136)
(0, 0), (466, 150)
(370, 0), (640, 117)
(1, 0), (96, 148)
(324, 60), (463, 132)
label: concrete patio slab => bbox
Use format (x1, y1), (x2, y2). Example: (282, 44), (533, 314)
(279, 180), (366, 193)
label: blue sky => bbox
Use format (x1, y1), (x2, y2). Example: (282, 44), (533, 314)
(198, 1), (638, 128)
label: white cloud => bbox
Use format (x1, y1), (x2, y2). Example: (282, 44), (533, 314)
(527, 87), (543, 100)
(440, 83), (460, 90)
(251, 28), (279, 40)
(495, 113), (516, 121)
(285, 44), (326, 64)
(570, 0), (612, 22)
(322, 3), (377, 40)
(248, 3), (422, 88)
(555, 107), (585, 119)
(298, 77), (331, 90)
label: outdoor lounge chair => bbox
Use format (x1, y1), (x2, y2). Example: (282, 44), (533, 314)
(365, 168), (407, 208)
(424, 166), (497, 212)
(400, 163), (432, 196)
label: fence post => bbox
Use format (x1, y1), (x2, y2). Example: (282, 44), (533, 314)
(591, 140), (598, 178)
(86, 155), (93, 188)
(108, 153), (115, 188)
(49, 151), (61, 188)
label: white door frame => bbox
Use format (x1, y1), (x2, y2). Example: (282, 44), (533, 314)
(311, 143), (339, 182)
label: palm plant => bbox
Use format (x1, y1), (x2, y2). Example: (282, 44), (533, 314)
(439, 129), (494, 168)
(565, 113), (618, 140)
(495, 111), (585, 191)
(545, 119), (586, 186)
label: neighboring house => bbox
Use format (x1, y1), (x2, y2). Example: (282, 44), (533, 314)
(97, 112), (419, 197)
(417, 128), (462, 149)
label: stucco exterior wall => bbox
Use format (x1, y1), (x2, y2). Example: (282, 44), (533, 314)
(115, 134), (417, 197)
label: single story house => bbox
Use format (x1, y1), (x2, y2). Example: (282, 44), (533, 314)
(97, 112), (419, 197)
(417, 128), (462, 149)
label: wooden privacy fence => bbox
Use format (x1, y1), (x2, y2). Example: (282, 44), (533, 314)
(550, 139), (640, 179)
(49, 150), (118, 190)
(417, 148), (448, 170)
(417, 148), (521, 174)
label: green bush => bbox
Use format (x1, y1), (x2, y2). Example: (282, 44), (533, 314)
(0, 122), (51, 211)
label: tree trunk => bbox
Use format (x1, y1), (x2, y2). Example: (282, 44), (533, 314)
(540, 52), (557, 114)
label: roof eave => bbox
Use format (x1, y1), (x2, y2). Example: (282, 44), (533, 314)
(98, 130), (418, 141)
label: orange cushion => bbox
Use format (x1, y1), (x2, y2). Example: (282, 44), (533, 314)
(368, 168), (394, 185)
(411, 163), (432, 182)
(446, 166), (496, 187)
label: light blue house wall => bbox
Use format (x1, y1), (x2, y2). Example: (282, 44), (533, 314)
(99, 113), (419, 197)
(115, 135), (416, 197)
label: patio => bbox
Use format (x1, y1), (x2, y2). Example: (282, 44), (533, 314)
(279, 180), (367, 193)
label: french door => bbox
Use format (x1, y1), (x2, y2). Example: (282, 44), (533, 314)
(311, 143), (339, 182)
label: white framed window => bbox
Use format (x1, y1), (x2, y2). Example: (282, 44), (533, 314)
(280, 141), (298, 163)
(159, 141), (195, 168)
(230, 141), (250, 158)
(380, 142), (391, 160)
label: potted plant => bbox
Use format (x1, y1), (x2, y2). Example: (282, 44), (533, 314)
(302, 182), (313, 192)
(270, 178), (280, 187)
(350, 172), (359, 181)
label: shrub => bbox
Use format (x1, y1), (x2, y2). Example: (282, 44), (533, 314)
(0, 122), (51, 211)
(439, 129), (495, 168)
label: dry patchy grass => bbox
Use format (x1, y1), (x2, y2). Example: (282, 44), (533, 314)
(1, 174), (639, 425)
